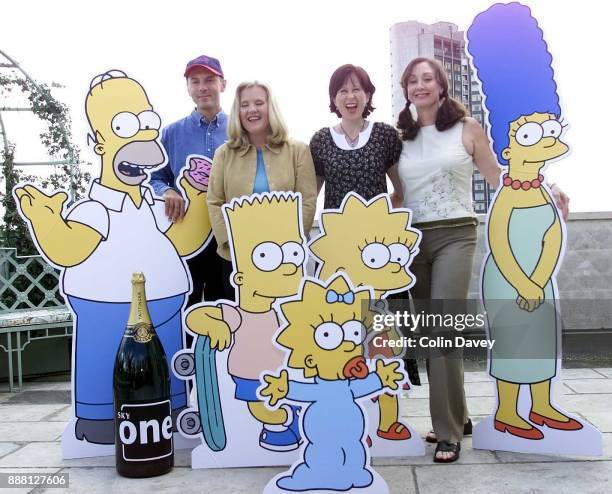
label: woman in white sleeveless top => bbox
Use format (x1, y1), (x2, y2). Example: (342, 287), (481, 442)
(397, 57), (502, 463)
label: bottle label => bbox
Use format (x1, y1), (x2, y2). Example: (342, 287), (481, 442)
(116, 400), (173, 462)
(125, 322), (154, 343)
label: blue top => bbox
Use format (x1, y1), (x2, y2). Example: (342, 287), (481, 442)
(149, 110), (228, 196)
(252, 149), (270, 194)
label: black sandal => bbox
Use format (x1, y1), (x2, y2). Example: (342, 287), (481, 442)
(426, 419), (472, 444)
(433, 441), (461, 463)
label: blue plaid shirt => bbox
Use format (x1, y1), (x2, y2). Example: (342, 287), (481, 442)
(149, 110), (228, 196)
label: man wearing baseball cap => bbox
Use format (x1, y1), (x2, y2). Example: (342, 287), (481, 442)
(150, 54), (231, 304)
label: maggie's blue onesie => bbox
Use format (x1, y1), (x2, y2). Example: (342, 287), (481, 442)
(277, 373), (382, 491)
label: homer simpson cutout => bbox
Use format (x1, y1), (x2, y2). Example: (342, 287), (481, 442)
(13, 71), (211, 458)
(178, 192), (308, 468)
(309, 192), (424, 457)
(261, 273), (405, 493)
(467, 3), (601, 455)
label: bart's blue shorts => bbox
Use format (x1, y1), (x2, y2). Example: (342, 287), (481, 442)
(232, 376), (261, 402)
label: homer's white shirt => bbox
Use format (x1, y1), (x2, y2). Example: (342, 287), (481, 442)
(62, 179), (190, 302)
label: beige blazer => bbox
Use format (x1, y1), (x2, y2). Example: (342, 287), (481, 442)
(207, 139), (317, 260)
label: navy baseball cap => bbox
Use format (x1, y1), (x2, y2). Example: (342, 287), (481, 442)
(184, 55), (224, 78)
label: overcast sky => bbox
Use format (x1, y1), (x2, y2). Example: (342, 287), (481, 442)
(1, 0), (610, 212)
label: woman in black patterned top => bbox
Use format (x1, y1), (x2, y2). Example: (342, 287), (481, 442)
(309, 64), (404, 209)
(309, 64), (419, 443)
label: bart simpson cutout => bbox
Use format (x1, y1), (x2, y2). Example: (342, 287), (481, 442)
(13, 70), (212, 458)
(176, 192), (308, 468)
(262, 273), (405, 493)
(467, 3), (601, 455)
(309, 192), (424, 457)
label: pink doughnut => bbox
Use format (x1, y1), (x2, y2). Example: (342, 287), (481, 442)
(185, 156), (212, 191)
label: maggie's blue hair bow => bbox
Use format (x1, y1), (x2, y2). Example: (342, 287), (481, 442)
(326, 289), (355, 304)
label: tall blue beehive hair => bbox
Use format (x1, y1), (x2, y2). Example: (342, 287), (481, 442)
(466, 2), (561, 164)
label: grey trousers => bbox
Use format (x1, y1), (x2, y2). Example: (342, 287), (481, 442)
(410, 224), (477, 443)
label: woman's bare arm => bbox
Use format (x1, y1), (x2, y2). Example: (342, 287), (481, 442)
(463, 117), (501, 188)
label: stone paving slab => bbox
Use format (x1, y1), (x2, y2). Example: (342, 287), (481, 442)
(37, 465), (284, 494)
(378, 466), (417, 493)
(406, 382), (500, 399)
(2, 390), (70, 405)
(601, 431), (612, 458)
(0, 443), (21, 459)
(399, 397), (430, 417)
(463, 371), (494, 383)
(408, 380), (576, 399)
(561, 368), (607, 379)
(32, 465), (420, 494)
(412, 369), (493, 385)
(594, 368), (612, 378)
(0, 442), (115, 469)
(0, 405), (65, 422)
(402, 386), (427, 399)
(494, 450), (586, 463)
(557, 393), (612, 413)
(563, 378), (612, 394)
(463, 381), (496, 397)
(465, 397), (497, 415)
(399, 416), (434, 436)
(401, 396), (497, 417)
(562, 383), (577, 394)
(580, 412), (612, 433)
(413, 460), (612, 494)
(0, 422), (66, 442)
(45, 405), (72, 423)
(399, 396), (464, 416)
(407, 367), (492, 384)
(14, 382), (71, 392)
(373, 437), (498, 466)
(0, 368), (609, 493)
(0, 442), (193, 469)
(462, 360), (486, 372)
(401, 384), (426, 398)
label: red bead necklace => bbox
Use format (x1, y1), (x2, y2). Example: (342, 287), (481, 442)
(503, 173), (544, 191)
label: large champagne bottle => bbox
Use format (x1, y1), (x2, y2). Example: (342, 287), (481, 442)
(113, 272), (174, 478)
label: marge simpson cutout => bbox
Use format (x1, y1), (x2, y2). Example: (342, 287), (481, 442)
(261, 274), (404, 493)
(467, 3), (601, 455)
(183, 192), (307, 460)
(13, 71), (212, 456)
(309, 193), (422, 451)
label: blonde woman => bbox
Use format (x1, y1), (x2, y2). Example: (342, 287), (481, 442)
(207, 81), (317, 297)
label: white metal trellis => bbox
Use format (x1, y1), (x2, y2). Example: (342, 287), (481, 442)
(0, 48), (79, 202)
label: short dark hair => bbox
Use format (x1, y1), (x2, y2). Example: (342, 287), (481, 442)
(397, 57), (466, 141)
(328, 64), (376, 118)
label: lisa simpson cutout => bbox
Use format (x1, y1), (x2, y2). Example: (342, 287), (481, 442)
(309, 192), (424, 456)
